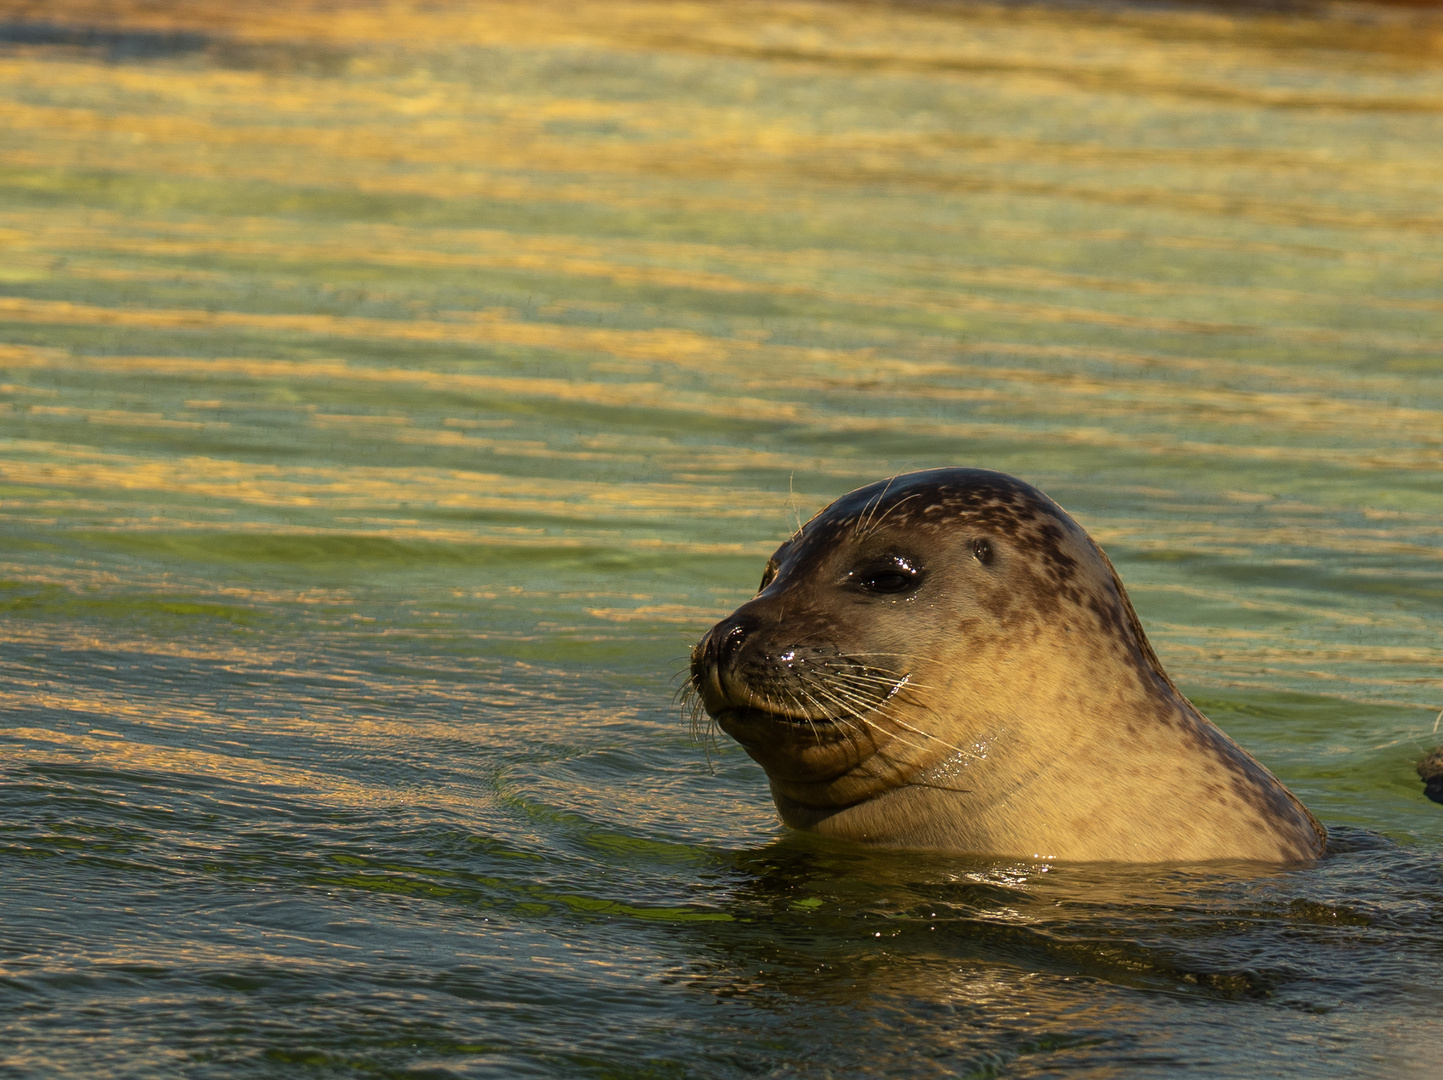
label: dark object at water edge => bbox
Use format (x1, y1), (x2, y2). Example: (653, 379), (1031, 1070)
(1418, 749), (1443, 805)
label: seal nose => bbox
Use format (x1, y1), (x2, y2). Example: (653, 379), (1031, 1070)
(691, 613), (763, 712)
(692, 614), (756, 678)
(715, 620), (750, 664)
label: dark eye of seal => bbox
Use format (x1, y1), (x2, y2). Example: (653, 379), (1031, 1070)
(851, 556), (923, 595)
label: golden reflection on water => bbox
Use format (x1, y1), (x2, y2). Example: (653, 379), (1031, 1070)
(4, 6), (1443, 1073)
(1, 4), (1442, 770)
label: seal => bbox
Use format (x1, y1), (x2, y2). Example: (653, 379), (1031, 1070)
(688, 468), (1326, 863)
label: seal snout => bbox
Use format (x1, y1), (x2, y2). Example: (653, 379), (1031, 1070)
(707, 616), (754, 667)
(691, 613), (759, 713)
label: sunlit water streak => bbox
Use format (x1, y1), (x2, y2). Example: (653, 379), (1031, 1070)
(1, 1), (1442, 1075)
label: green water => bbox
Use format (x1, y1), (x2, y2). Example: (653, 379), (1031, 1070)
(2, 1), (1442, 1075)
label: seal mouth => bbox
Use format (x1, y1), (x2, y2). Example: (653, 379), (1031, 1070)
(693, 661), (913, 742)
(710, 704), (865, 761)
(714, 704), (851, 733)
(688, 622), (914, 754)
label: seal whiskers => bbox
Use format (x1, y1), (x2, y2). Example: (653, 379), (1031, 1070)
(816, 676), (986, 770)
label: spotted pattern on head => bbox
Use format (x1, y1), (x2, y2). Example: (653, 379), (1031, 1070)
(777, 469), (1199, 715)
(787, 470), (1094, 618)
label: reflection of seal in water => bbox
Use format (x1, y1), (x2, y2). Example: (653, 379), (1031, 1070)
(689, 468), (1326, 863)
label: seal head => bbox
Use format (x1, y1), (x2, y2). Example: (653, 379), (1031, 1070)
(690, 468), (1325, 863)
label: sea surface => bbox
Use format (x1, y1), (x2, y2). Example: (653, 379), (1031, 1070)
(2, 1), (1442, 1076)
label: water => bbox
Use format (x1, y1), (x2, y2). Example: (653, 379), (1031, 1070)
(2, 1), (1442, 1075)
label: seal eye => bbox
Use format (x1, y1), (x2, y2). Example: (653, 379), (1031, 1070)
(852, 557), (923, 596)
(862, 572), (916, 594)
(972, 538), (993, 565)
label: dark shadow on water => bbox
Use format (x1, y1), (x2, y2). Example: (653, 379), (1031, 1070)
(0, 19), (352, 74)
(0, 20), (209, 60)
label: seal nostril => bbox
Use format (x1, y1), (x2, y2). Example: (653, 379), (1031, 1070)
(699, 617), (753, 668)
(719, 622), (748, 663)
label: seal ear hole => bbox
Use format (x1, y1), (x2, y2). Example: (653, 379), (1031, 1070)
(758, 560), (779, 592)
(972, 538), (993, 565)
